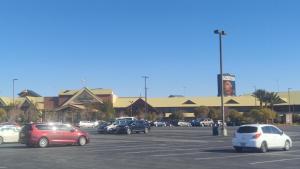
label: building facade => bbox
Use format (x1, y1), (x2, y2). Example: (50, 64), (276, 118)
(1, 88), (300, 123)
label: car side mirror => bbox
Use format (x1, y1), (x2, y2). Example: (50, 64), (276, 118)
(70, 129), (75, 132)
(280, 131), (284, 135)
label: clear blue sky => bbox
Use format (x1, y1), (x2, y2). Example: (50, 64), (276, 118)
(0, 0), (299, 97)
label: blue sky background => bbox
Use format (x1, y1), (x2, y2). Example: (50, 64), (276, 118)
(0, 0), (299, 97)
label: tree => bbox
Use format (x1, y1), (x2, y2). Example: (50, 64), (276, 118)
(260, 108), (277, 123)
(145, 112), (159, 121)
(228, 109), (243, 123)
(169, 111), (185, 120)
(0, 108), (7, 122)
(252, 89), (267, 108)
(101, 101), (115, 121)
(194, 106), (209, 118)
(265, 92), (283, 110)
(244, 109), (263, 123)
(208, 108), (221, 120)
(253, 90), (283, 110)
(244, 108), (277, 123)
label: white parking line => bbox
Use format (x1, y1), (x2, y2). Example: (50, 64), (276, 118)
(87, 143), (168, 149)
(84, 146), (173, 152)
(85, 143), (217, 152)
(127, 146), (232, 155)
(249, 157), (300, 165)
(152, 151), (210, 157)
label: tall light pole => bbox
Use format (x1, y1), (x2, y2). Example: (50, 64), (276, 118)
(11, 78), (18, 121)
(12, 78), (18, 107)
(142, 76), (149, 116)
(288, 88), (292, 113)
(254, 86), (257, 106)
(129, 101), (134, 117)
(214, 29), (227, 136)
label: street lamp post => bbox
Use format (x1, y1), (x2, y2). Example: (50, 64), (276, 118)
(254, 86), (257, 106)
(288, 88), (292, 113)
(129, 101), (134, 117)
(142, 76), (149, 116)
(214, 29), (227, 136)
(12, 78), (18, 107)
(11, 78), (18, 121)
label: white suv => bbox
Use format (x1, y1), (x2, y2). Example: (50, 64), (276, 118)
(232, 124), (292, 153)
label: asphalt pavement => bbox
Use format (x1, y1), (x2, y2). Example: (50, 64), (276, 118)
(0, 126), (299, 169)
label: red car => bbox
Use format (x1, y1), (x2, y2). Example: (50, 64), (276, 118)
(19, 123), (90, 148)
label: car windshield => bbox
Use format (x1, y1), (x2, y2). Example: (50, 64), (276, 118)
(237, 126), (258, 133)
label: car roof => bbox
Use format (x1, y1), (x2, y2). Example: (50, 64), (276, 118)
(239, 124), (275, 128)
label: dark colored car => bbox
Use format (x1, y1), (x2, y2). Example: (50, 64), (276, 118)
(97, 122), (111, 134)
(191, 119), (201, 127)
(115, 120), (150, 135)
(19, 123), (90, 148)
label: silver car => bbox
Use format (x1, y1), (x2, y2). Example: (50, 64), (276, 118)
(0, 126), (21, 144)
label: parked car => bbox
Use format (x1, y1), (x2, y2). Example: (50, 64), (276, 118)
(217, 120), (226, 126)
(0, 122), (21, 130)
(19, 123), (90, 148)
(153, 121), (167, 127)
(178, 121), (192, 127)
(0, 126), (21, 144)
(97, 121), (114, 134)
(115, 120), (150, 135)
(78, 121), (98, 128)
(200, 119), (214, 127)
(116, 117), (137, 121)
(191, 119), (201, 127)
(232, 124), (292, 153)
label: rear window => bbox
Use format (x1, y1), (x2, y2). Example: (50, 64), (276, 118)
(237, 126), (257, 133)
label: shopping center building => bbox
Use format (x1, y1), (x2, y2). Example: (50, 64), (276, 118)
(0, 87), (299, 123)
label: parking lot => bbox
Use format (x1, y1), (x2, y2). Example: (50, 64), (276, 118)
(0, 126), (299, 169)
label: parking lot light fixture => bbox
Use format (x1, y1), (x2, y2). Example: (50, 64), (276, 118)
(214, 29), (227, 136)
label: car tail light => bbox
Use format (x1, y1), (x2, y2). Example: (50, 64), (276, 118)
(252, 133), (262, 139)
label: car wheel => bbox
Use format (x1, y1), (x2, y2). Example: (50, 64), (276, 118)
(144, 128), (149, 134)
(38, 137), (49, 148)
(78, 136), (87, 146)
(234, 147), (243, 153)
(260, 142), (268, 153)
(0, 136), (3, 144)
(126, 128), (132, 135)
(283, 140), (291, 151)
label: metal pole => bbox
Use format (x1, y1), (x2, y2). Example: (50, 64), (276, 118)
(130, 101), (133, 117)
(13, 79), (18, 107)
(12, 78), (18, 118)
(215, 30), (227, 136)
(142, 76), (149, 117)
(288, 88), (291, 113)
(254, 86), (257, 106)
